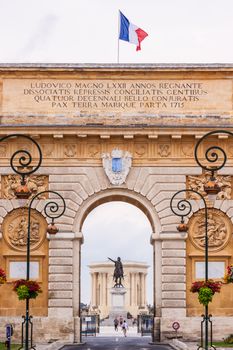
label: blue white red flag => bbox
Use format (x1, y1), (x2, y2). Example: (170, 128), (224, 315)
(119, 11), (148, 51)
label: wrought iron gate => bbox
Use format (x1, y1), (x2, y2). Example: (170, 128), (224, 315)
(137, 315), (154, 336)
(81, 315), (99, 337)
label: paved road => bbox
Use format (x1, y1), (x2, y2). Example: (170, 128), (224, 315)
(62, 336), (172, 350)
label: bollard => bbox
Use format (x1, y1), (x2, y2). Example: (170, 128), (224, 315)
(5, 324), (13, 350)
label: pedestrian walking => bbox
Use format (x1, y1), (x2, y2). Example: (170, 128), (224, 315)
(114, 317), (119, 331)
(132, 318), (137, 327)
(121, 320), (128, 337)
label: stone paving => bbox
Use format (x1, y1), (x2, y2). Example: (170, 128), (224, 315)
(36, 339), (232, 350)
(35, 327), (232, 350)
(62, 336), (171, 350)
(35, 327), (169, 350)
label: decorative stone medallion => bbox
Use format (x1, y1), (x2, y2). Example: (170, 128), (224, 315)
(189, 208), (232, 252)
(187, 172), (232, 200)
(2, 208), (47, 251)
(102, 149), (132, 185)
(1, 174), (49, 199)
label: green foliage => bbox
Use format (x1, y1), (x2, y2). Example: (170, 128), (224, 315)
(13, 279), (42, 300)
(16, 285), (30, 300)
(210, 342), (233, 348)
(0, 343), (20, 350)
(198, 287), (213, 306)
(224, 334), (233, 344)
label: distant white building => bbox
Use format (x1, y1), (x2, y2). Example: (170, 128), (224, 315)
(89, 261), (149, 319)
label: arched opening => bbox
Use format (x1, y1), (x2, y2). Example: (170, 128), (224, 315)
(78, 190), (157, 338)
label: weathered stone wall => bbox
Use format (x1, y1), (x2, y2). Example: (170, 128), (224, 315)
(0, 316), (74, 343)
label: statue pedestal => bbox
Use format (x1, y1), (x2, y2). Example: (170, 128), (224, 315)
(111, 287), (126, 311)
(101, 287), (127, 325)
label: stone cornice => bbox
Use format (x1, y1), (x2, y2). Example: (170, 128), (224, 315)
(0, 63), (233, 72)
(0, 125), (232, 137)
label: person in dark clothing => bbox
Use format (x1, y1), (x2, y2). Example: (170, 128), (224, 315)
(114, 317), (119, 331)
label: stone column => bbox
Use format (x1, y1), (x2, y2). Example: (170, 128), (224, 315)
(97, 276), (100, 305)
(72, 233), (83, 343)
(144, 273), (147, 306)
(132, 273), (136, 306)
(103, 273), (107, 306)
(105, 273), (108, 306)
(130, 273), (132, 306)
(100, 273), (103, 306)
(138, 273), (141, 306)
(91, 273), (94, 306)
(93, 272), (97, 306)
(137, 273), (140, 306)
(151, 233), (162, 317)
(141, 273), (145, 306)
(151, 232), (162, 342)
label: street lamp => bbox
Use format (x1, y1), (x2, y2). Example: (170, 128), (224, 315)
(21, 189), (66, 350)
(169, 130), (233, 350)
(170, 189), (212, 350)
(0, 135), (66, 350)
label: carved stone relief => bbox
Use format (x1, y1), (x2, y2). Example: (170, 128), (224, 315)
(1, 137), (233, 165)
(158, 144), (171, 157)
(1, 175), (49, 199)
(0, 144), (7, 157)
(134, 144), (146, 157)
(88, 144), (100, 157)
(42, 143), (54, 157)
(102, 149), (132, 185)
(189, 208), (232, 251)
(2, 207), (47, 251)
(64, 144), (77, 158)
(187, 172), (232, 200)
(181, 143), (194, 157)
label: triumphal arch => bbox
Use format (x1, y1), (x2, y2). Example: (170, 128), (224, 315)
(0, 64), (233, 343)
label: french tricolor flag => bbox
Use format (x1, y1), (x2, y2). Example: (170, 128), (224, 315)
(119, 11), (148, 51)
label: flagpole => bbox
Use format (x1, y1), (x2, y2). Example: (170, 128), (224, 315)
(117, 10), (120, 64)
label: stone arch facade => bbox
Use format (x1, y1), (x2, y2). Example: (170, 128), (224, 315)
(74, 188), (161, 232)
(1, 64), (233, 344)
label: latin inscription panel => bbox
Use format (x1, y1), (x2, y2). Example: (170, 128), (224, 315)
(1, 79), (232, 115)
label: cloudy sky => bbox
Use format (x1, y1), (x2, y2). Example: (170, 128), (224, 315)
(0, 0), (233, 63)
(81, 202), (153, 305)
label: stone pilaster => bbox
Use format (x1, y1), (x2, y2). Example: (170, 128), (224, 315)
(72, 234), (82, 343)
(151, 233), (162, 317)
(161, 239), (186, 318)
(48, 237), (73, 317)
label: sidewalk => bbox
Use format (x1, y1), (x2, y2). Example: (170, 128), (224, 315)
(170, 339), (232, 350)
